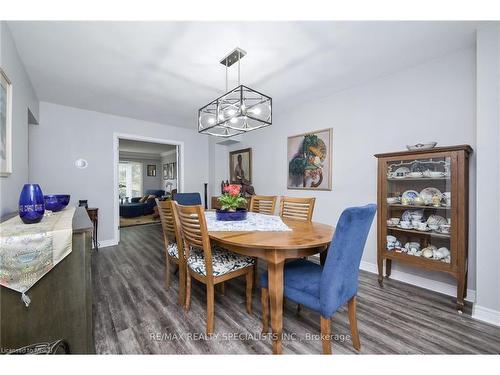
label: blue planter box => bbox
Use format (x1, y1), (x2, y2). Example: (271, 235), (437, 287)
(215, 208), (248, 221)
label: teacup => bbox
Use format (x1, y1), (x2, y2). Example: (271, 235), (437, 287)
(443, 192), (451, 206)
(400, 221), (412, 229)
(428, 223), (439, 231)
(439, 224), (451, 234)
(387, 235), (397, 243)
(411, 219), (421, 228)
(417, 222), (428, 231)
(389, 218), (400, 225)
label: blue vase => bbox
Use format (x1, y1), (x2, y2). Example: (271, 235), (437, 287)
(215, 208), (248, 221)
(19, 184), (45, 224)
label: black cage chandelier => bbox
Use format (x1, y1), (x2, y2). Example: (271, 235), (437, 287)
(198, 48), (272, 138)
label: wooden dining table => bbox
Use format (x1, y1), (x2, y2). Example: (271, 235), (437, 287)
(208, 218), (334, 354)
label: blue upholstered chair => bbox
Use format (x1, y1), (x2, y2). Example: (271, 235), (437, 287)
(173, 192), (202, 206)
(260, 204), (377, 354)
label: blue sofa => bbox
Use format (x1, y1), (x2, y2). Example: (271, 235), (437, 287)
(120, 189), (165, 218)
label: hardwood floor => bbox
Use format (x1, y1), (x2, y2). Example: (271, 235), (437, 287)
(92, 224), (500, 354)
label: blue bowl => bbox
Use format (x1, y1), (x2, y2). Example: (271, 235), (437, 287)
(44, 194), (71, 212)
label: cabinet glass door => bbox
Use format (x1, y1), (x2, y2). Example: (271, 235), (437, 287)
(384, 156), (452, 264)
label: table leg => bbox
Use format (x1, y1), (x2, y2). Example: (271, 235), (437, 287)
(267, 259), (285, 354)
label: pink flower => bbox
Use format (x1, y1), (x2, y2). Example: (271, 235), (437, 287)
(223, 184), (241, 197)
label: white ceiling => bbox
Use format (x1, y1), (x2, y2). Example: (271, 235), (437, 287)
(8, 21), (479, 129)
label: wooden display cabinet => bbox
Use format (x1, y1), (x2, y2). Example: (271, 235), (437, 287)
(374, 145), (472, 311)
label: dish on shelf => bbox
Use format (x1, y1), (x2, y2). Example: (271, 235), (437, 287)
(408, 171), (423, 178)
(419, 187), (442, 205)
(387, 197), (400, 204)
(423, 170), (445, 178)
(427, 214), (447, 226)
(391, 166), (410, 178)
(416, 226), (431, 232)
(402, 209), (424, 222)
(406, 142), (437, 151)
(402, 190), (419, 202)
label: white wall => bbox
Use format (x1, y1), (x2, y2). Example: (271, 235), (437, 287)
(473, 23), (500, 326)
(0, 22), (39, 217)
(211, 48), (477, 295)
(29, 102), (209, 244)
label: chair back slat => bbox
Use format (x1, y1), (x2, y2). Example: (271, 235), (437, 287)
(320, 204), (377, 317)
(249, 195), (278, 215)
(156, 199), (176, 242)
(279, 196), (316, 221)
(174, 202), (214, 277)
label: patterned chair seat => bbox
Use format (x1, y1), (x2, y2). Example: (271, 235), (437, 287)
(187, 246), (255, 277)
(167, 243), (179, 258)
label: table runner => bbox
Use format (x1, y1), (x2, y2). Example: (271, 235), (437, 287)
(205, 211), (291, 232)
(0, 206), (76, 306)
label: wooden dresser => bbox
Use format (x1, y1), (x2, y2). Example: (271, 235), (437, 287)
(0, 207), (95, 353)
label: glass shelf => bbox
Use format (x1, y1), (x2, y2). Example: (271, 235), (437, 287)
(387, 203), (451, 210)
(387, 177), (450, 182)
(387, 226), (450, 239)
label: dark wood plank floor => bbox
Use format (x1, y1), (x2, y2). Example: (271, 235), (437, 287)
(92, 224), (500, 354)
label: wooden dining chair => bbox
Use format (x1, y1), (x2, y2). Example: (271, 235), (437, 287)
(249, 195), (278, 215)
(261, 204), (377, 354)
(156, 199), (186, 306)
(279, 196), (316, 221)
(173, 202), (255, 335)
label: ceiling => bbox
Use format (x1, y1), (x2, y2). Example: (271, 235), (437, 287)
(119, 139), (176, 160)
(8, 21), (479, 129)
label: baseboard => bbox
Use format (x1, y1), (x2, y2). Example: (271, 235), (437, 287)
(94, 239), (118, 249)
(472, 304), (500, 327)
(359, 260), (476, 302)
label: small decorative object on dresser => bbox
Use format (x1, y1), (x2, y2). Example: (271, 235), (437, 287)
(375, 145), (472, 312)
(216, 184), (248, 221)
(18, 184), (45, 224)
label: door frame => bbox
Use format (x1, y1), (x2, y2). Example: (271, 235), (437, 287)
(113, 132), (185, 244)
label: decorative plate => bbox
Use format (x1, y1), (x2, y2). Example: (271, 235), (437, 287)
(401, 209), (424, 222)
(426, 214), (447, 226)
(419, 187), (442, 204)
(402, 190), (419, 201)
(406, 142), (437, 151)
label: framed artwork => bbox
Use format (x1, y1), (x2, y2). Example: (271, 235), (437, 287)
(146, 164), (156, 177)
(163, 162), (176, 180)
(287, 128), (333, 190)
(0, 69), (13, 177)
(229, 148), (252, 184)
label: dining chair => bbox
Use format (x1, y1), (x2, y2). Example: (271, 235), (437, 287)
(156, 199), (186, 306)
(249, 195), (278, 215)
(261, 204), (377, 354)
(279, 196), (316, 221)
(173, 202), (255, 335)
(173, 192), (202, 206)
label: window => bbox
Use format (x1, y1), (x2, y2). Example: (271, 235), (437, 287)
(119, 161), (143, 199)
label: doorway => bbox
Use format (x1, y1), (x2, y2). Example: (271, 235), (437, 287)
(113, 133), (184, 244)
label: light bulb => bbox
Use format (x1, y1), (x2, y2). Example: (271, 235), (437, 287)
(252, 107), (261, 115)
(227, 109), (236, 116)
(230, 117), (238, 124)
(207, 117), (215, 125)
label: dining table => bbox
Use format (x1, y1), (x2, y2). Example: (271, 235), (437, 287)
(207, 213), (334, 354)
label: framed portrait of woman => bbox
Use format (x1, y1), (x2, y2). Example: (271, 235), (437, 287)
(229, 148), (252, 184)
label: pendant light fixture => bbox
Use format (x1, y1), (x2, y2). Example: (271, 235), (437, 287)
(198, 47), (272, 137)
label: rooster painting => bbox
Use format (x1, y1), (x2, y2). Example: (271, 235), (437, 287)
(287, 129), (332, 190)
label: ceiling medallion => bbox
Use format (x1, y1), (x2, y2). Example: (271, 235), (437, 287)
(198, 47), (272, 138)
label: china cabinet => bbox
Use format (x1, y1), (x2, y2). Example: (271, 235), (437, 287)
(374, 145), (472, 311)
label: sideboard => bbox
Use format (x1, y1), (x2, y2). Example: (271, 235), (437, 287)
(0, 207), (95, 353)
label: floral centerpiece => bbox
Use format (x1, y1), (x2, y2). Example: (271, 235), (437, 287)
(216, 184), (248, 221)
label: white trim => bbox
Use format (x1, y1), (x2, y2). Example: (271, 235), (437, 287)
(0, 69), (13, 177)
(113, 132), (185, 246)
(160, 149), (177, 157)
(359, 260), (476, 302)
(472, 304), (500, 327)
